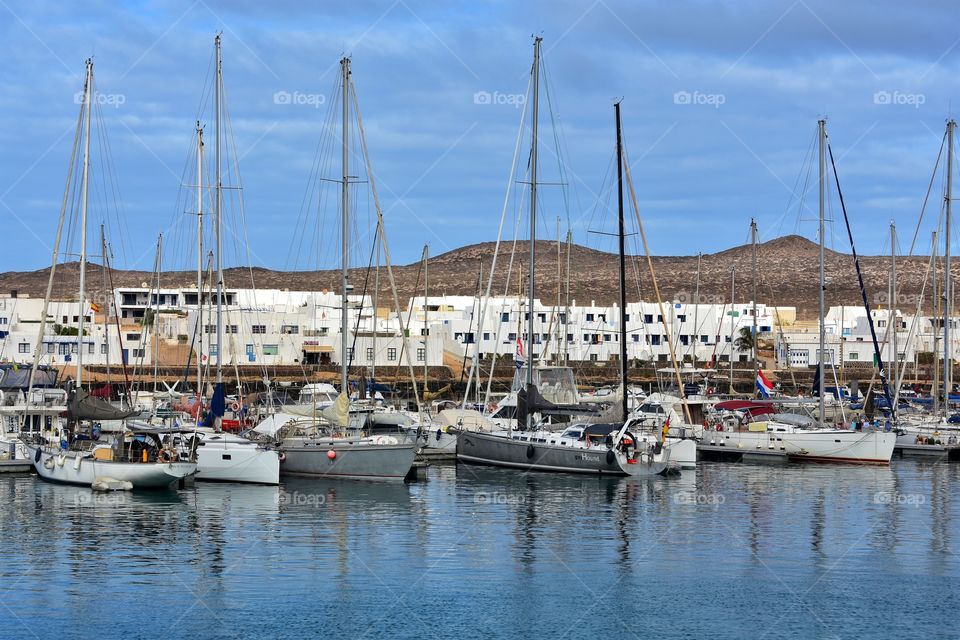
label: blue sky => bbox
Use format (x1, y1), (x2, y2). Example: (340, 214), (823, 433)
(1, 0), (958, 273)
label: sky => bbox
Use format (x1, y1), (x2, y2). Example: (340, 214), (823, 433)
(1, 0), (959, 274)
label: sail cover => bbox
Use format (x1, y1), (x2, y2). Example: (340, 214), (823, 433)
(68, 388), (136, 421)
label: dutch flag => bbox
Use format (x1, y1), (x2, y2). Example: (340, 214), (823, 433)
(756, 371), (774, 399)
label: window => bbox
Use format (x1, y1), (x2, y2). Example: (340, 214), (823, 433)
(603, 334), (611, 342)
(58, 344), (69, 355)
(586, 313), (594, 322)
(210, 344), (218, 356)
(262, 344), (278, 356)
(346, 348), (354, 361)
(599, 314), (606, 322)
(226, 325), (238, 334)
(281, 325), (298, 335)
(100, 344), (108, 354)
(677, 314), (686, 322)
(559, 313), (567, 324)
(632, 335), (639, 342)
(87, 343), (94, 354)
(624, 314), (630, 322)
(46, 343), (55, 354)
(18, 342), (29, 354)
(130, 348), (145, 358)
(537, 313), (546, 322)
(483, 332), (491, 341)
(417, 348), (425, 361)
(126, 333), (140, 341)
(501, 312), (510, 322)
(583, 334), (590, 342)
(70, 343), (78, 354)
(651, 335), (661, 346)
(644, 314), (653, 324)
(246, 344), (254, 355)
(205, 324), (216, 334)
(848, 352), (859, 360)
(700, 335), (709, 343)
(0, 317), (6, 324)
(589, 354), (598, 362)
(508, 333), (517, 342)
(367, 347), (374, 361)
(566, 333), (574, 342)
(251, 325), (266, 334)
(387, 348), (397, 361)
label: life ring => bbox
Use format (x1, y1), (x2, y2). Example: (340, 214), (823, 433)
(278, 452), (287, 463)
(231, 401), (241, 412)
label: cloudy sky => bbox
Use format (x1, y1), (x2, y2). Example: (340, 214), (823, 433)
(1, 0), (957, 273)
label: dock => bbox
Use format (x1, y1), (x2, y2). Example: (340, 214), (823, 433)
(893, 442), (960, 461)
(0, 459), (33, 474)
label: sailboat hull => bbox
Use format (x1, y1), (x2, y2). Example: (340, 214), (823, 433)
(456, 430), (669, 477)
(26, 446), (196, 488)
(700, 427), (896, 464)
(280, 438), (415, 481)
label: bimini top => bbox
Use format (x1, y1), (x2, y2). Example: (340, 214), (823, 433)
(713, 399), (776, 416)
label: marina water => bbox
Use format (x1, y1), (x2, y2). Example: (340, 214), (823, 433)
(1, 461), (956, 639)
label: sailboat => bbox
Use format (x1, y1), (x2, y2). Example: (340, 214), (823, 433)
(24, 59), (197, 488)
(457, 41), (669, 476)
(700, 120), (896, 464)
(275, 56), (415, 481)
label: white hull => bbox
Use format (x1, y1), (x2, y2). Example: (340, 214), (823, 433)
(195, 435), (280, 485)
(700, 427), (895, 464)
(27, 446), (196, 488)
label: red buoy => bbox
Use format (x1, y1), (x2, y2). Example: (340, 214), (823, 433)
(327, 450), (337, 460)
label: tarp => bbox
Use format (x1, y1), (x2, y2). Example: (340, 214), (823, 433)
(321, 391), (350, 428)
(0, 365), (57, 390)
(253, 412), (301, 437)
(211, 383), (226, 418)
(90, 384), (112, 398)
(713, 399), (776, 416)
(68, 388), (136, 422)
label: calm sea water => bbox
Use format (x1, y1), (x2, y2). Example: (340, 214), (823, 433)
(1, 460), (957, 640)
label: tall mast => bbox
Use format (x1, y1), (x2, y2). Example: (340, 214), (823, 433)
(214, 34), (223, 385)
(751, 218), (758, 390)
(729, 268), (735, 393)
(565, 229), (572, 364)
(372, 229), (379, 383)
(890, 222), (898, 390)
(196, 122), (204, 394)
(615, 101), (628, 422)
(76, 58), (94, 389)
(945, 119), (955, 410)
(818, 119), (827, 425)
(152, 235), (163, 392)
(526, 36), (541, 430)
(340, 56), (352, 395)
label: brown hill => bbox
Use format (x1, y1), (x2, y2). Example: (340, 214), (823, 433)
(0, 235), (940, 321)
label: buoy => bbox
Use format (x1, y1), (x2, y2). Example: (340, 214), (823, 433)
(525, 444), (535, 459)
(606, 449), (616, 465)
(56, 454), (65, 467)
(74, 455), (82, 470)
(278, 452), (287, 463)
(327, 450), (337, 460)
(231, 401), (241, 412)
(34, 448), (41, 463)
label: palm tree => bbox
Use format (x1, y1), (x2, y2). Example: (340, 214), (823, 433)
(734, 327), (754, 353)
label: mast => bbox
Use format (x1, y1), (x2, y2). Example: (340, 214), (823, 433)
(945, 119), (955, 411)
(565, 228), (572, 364)
(152, 235), (163, 392)
(818, 119), (827, 425)
(100, 225), (110, 382)
(196, 122), (204, 395)
(422, 244), (429, 393)
(890, 222), (898, 391)
(76, 59), (94, 389)
(214, 34), (223, 386)
(729, 268), (735, 393)
(556, 216), (561, 362)
(372, 229), (379, 383)
(751, 218), (759, 390)
(340, 56), (352, 395)
(933, 230), (940, 416)
(692, 252), (701, 364)
(615, 101), (628, 422)
(526, 36), (541, 430)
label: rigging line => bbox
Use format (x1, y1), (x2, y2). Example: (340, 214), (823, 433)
(827, 140), (896, 422)
(908, 130), (946, 256)
(460, 69), (532, 410)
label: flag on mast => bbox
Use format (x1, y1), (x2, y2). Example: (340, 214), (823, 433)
(756, 370), (775, 398)
(514, 337), (525, 369)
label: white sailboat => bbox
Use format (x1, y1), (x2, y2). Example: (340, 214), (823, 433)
(24, 59), (197, 488)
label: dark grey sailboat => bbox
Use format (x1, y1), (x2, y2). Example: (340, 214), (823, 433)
(456, 40), (668, 477)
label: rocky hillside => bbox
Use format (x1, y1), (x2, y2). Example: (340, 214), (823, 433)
(0, 235), (941, 321)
